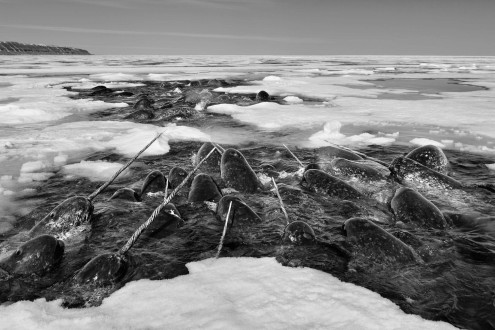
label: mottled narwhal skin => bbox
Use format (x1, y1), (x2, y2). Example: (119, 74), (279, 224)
(405, 144), (450, 174)
(194, 142), (222, 174)
(389, 156), (463, 190)
(282, 221), (317, 246)
(221, 148), (261, 193)
(140, 204), (184, 240)
(302, 169), (363, 200)
(29, 196), (94, 240)
(109, 170), (167, 202)
(74, 253), (129, 286)
(216, 196), (262, 228)
(343, 218), (421, 264)
(140, 170), (167, 196)
(330, 158), (387, 182)
(0, 235), (64, 276)
(391, 187), (447, 229)
(168, 167), (190, 189)
(188, 173), (222, 203)
(124, 109), (155, 120)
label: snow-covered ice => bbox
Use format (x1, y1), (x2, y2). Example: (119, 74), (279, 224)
(410, 138), (445, 148)
(0, 258), (456, 330)
(61, 161), (133, 182)
(309, 121), (397, 147)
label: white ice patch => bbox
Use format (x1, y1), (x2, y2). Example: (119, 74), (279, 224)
(335, 69), (375, 75)
(195, 100), (208, 111)
(0, 98), (127, 125)
(375, 67), (396, 72)
(213, 67), (495, 140)
(309, 121), (397, 147)
(18, 172), (55, 184)
(61, 161), (132, 182)
(53, 154), (69, 166)
(20, 160), (52, 173)
(89, 73), (141, 81)
(17, 160), (56, 183)
(283, 96), (303, 104)
(146, 73), (173, 81)
(485, 164), (495, 171)
(0, 258), (455, 330)
(0, 121), (210, 200)
(0, 75), (128, 125)
(208, 102), (361, 130)
(263, 75), (282, 81)
(410, 138), (445, 148)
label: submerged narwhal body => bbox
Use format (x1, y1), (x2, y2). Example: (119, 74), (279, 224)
(391, 187), (447, 229)
(343, 218), (421, 264)
(302, 169), (364, 200)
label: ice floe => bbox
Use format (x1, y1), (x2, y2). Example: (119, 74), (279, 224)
(61, 160), (132, 182)
(410, 138), (445, 148)
(309, 121), (398, 147)
(0, 258), (455, 330)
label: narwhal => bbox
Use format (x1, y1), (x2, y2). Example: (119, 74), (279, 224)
(72, 147), (218, 287)
(28, 133), (164, 244)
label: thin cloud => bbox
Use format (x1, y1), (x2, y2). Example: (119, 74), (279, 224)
(1, 24), (323, 43)
(60, 0), (134, 9)
(0, 0), (134, 8)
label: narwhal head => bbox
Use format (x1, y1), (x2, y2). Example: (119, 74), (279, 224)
(30, 196), (93, 238)
(0, 234), (64, 276)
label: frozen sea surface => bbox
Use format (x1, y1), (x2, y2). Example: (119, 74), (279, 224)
(1, 55), (495, 329)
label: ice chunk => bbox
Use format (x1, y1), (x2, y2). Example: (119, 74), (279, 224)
(18, 172), (55, 183)
(309, 121), (397, 147)
(89, 73), (141, 81)
(20, 160), (51, 173)
(146, 73), (173, 81)
(54, 154), (69, 166)
(263, 75), (282, 81)
(283, 96), (303, 104)
(208, 103), (358, 130)
(410, 138), (445, 148)
(61, 160), (132, 182)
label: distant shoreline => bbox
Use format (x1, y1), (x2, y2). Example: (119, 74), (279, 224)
(0, 41), (91, 55)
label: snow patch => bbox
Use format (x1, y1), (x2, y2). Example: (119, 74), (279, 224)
(208, 102), (360, 130)
(0, 258), (455, 330)
(89, 73), (141, 81)
(410, 138), (445, 148)
(61, 161), (132, 182)
(263, 75), (282, 81)
(146, 73), (173, 81)
(283, 96), (303, 104)
(309, 121), (397, 147)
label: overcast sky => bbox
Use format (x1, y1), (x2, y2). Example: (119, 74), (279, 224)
(1, 0), (494, 55)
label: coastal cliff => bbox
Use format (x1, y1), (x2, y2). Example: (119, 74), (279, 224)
(0, 41), (91, 55)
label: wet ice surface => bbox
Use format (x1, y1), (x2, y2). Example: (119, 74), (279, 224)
(1, 55), (495, 329)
